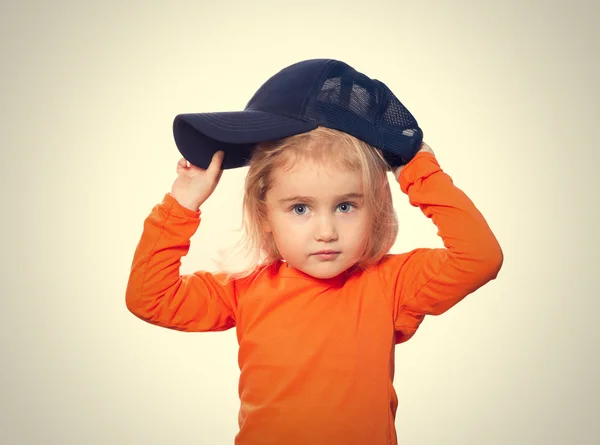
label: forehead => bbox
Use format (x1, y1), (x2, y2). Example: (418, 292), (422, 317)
(268, 160), (363, 199)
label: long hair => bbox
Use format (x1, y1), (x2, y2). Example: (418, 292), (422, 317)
(215, 127), (398, 280)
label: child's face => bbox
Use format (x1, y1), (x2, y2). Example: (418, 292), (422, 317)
(264, 159), (370, 279)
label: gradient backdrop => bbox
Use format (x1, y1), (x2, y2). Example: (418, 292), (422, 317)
(2, 0), (598, 444)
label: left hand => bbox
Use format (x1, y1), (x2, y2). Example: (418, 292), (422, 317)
(394, 141), (434, 180)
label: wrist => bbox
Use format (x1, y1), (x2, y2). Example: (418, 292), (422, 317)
(398, 152), (442, 194)
(170, 191), (202, 212)
(393, 151), (435, 182)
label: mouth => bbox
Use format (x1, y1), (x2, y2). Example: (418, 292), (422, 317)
(312, 250), (341, 260)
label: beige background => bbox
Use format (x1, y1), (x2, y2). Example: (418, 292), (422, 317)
(1, 0), (598, 444)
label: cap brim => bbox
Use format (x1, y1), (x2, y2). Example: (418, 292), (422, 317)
(173, 110), (318, 169)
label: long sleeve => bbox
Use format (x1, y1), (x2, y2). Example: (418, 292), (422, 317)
(125, 193), (238, 332)
(379, 152), (504, 343)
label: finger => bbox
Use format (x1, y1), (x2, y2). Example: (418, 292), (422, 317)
(420, 142), (434, 154)
(215, 168), (224, 184)
(177, 157), (188, 169)
(207, 151), (224, 177)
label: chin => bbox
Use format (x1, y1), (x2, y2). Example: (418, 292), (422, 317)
(307, 271), (337, 279)
(304, 264), (350, 280)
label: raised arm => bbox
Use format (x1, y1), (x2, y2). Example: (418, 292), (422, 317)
(126, 151), (239, 332)
(379, 147), (504, 343)
(125, 193), (238, 332)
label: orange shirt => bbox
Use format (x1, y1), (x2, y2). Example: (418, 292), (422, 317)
(125, 152), (503, 445)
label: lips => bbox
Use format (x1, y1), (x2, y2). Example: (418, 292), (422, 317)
(312, 250), (341, 261)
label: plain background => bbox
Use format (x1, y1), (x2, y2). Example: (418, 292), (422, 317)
(1, 0), (598, 444)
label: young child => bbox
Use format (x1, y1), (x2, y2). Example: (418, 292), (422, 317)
(126, 59), (503, 445)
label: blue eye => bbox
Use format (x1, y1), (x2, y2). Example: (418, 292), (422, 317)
(293, 204), (307, 215)
(337, 202), (354, 213)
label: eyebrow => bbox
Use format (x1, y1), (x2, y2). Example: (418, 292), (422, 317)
(278, 193), (364, 204)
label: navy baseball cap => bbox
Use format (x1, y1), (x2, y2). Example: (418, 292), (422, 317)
(173, 59), (423, 169)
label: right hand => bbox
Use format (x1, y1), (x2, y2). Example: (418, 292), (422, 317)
(393, 142), (434, 181)
(170, 150), (224, 211)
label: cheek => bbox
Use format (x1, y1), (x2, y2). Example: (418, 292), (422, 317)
(268, 212), (288, 231)
(264, 205), (286, 232)
(340, 210), (370, 228)
(269, 214), (304, 242)
(341, 213), (371, 241)
(271, 210), (309, 230)
(263, 217), (272, 233)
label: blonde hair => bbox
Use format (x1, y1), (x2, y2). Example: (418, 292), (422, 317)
(215, 126), (398, 280)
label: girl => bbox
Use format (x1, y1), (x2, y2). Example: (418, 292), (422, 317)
(126, 61), (503, 445)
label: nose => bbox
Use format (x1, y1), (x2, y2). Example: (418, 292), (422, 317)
(314, 213), (338, 242)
